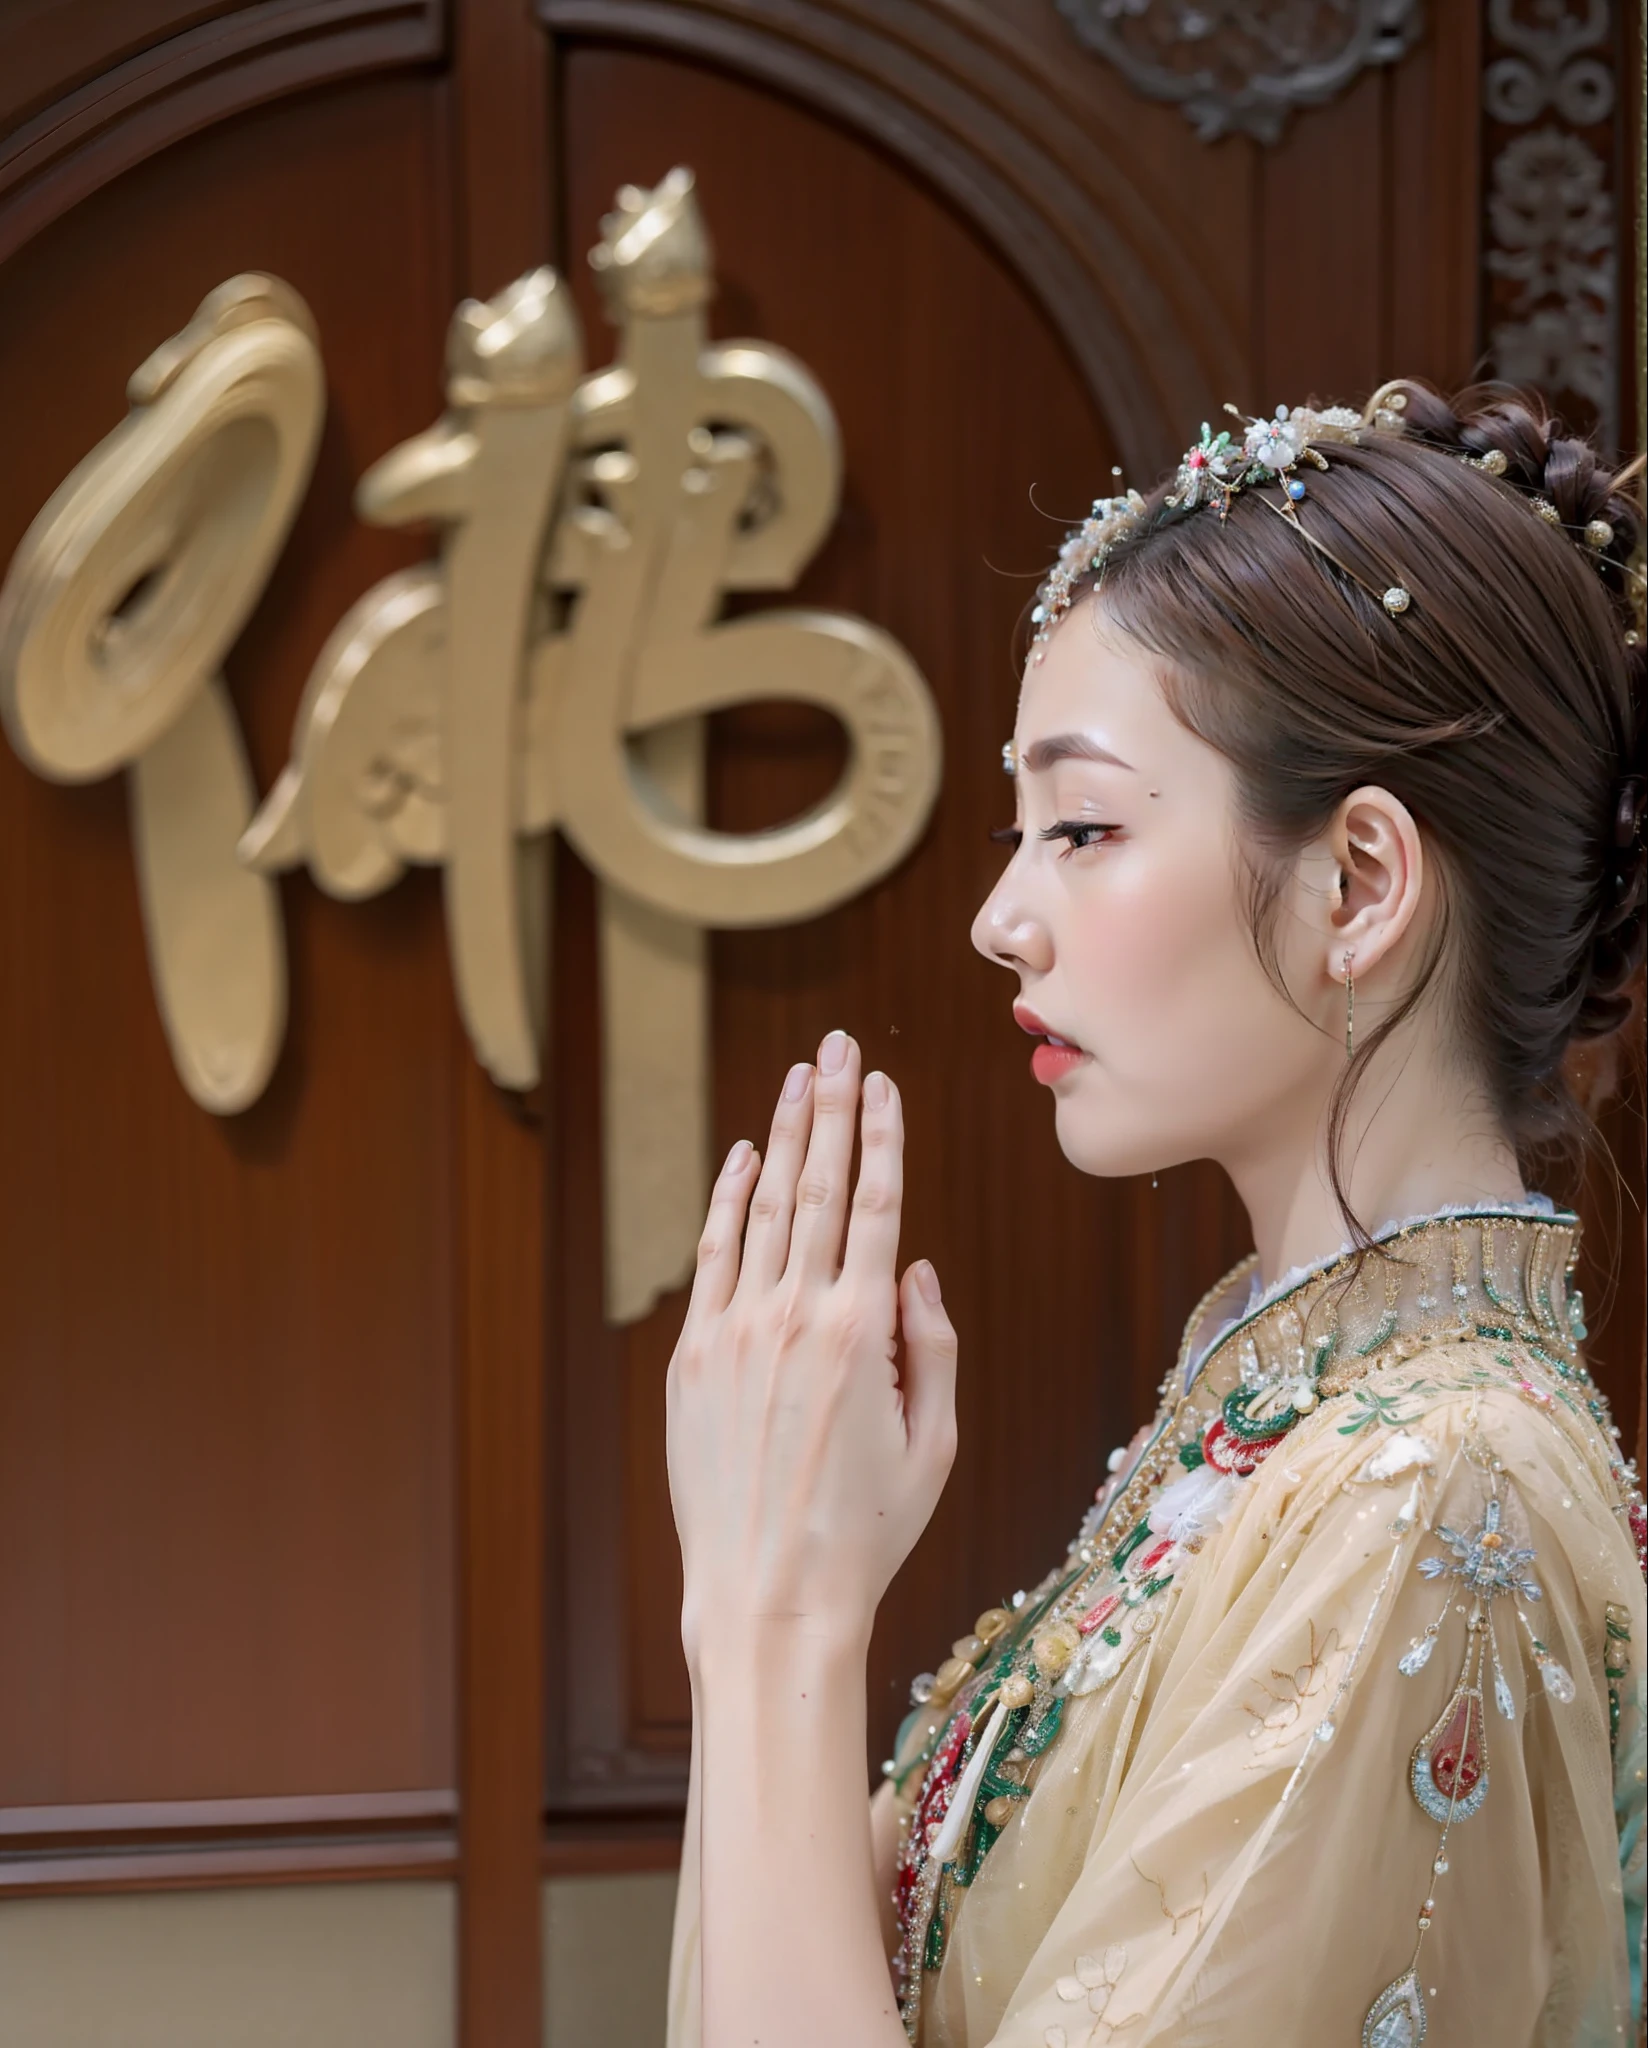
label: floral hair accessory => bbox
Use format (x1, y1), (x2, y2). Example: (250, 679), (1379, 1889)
(1028, 486), (1148, 652)
(1167, 402), (1363, 516)
(1030, 397), (1409, 661)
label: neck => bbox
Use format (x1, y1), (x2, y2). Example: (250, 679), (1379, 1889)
(1221, 1021), (1527, 1290)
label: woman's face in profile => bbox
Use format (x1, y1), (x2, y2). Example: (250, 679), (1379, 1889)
(970, 596), (1342, 1182)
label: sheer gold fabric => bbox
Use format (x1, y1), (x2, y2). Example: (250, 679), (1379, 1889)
(667, 1210), (1645, 2047)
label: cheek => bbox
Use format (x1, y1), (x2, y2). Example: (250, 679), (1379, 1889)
(1065, 847), (1240, 1010)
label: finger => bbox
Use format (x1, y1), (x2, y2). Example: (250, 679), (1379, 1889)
(688, 1139), (759, 1320)
(739, 1061), (815, 1291)
(787, 1029), (861, 1279)
(899, 1262), (959, 1472)
(842, 1070), (903, 1286)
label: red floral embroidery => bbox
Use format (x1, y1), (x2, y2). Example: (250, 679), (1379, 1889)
(895, 1707), (972, 1943)
(1075, 1593), (1121, 1636)
(1202, 1415), (1288, 1476)
(1125, 1536), (1175, 1582)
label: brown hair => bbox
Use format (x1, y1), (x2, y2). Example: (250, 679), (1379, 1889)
(1078, 380), (1646, 1238)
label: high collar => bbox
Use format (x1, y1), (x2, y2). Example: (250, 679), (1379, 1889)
(1178, 1200), (1584, 1407)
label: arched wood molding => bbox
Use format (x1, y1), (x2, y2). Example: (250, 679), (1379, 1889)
(0, 0), (444, 269)
(540, 0), (1250, 473)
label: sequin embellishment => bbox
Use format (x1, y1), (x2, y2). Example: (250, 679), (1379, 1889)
(1363, 1969), (1427, 2046)
(1364, 1452), (1577, 2044)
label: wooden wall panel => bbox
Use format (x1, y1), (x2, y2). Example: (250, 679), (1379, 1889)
(0, 75), (459, 1816)
(541, 40), (1252, 1813)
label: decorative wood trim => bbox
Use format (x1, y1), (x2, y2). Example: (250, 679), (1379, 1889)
(544, 851), (689, 1814)
(0, 1790), (459, 1896)
(0, 1840), (460, 1897)
(1051, 0), (1423, 145)
(0, 3), (285, 138)
(1477, 0), (1627, 447)
(445, 23), (555, 2048)
(542, 1818), (683, 1877)
(537, 0), (1246, 471)
(0, 1790), (459, 1837)
(457, 1054), (549, 2046)
(453, 0), (553, 298)
(0, 0), (444, 268)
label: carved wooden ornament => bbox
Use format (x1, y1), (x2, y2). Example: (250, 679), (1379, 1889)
(1, 174), (942, 1322)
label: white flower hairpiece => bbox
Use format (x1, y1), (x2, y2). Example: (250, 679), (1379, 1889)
(1030, 398), (1409, 661)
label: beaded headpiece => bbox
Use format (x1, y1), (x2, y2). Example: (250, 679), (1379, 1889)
(1030, 395), (1403, 658)
(1028, 381), (1631, 665)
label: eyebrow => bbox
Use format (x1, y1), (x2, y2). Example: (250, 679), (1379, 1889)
(1019, 733), (1136, 774)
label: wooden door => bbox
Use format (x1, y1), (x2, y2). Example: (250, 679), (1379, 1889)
(1, 5), (1640, 2046)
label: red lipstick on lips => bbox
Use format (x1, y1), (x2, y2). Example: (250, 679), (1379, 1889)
(1014, 1003), (1088, 1085)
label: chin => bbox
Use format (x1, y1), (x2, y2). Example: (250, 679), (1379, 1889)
(1050, 1097), (1168, 1180)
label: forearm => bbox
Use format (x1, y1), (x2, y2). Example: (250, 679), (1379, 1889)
(698, 1625), (906, 2048)
(666, 1677), (704, 2046)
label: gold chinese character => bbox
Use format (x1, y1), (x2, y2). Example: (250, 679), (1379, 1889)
(0, 275), (323, 1110)
(248, 170), (940, 1317)
(0, 175), (941, 1322)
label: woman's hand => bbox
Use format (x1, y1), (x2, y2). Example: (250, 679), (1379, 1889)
(667, 1030), (959, 1670)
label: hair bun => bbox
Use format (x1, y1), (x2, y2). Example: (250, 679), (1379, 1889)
(1574, 643), (1646, 1040)
(1385, 381), (1644, 612)
(1384, 380), (1645, 1044)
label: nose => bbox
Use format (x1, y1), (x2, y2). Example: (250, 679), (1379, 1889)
(971, 870), (1053, 974)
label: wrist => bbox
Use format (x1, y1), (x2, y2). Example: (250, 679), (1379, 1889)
(697, 1611), (871, 1694)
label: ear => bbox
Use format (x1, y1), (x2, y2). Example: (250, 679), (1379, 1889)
(1321, 785), (1426, 986)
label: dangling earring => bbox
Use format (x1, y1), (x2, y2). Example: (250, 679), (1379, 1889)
(1342, 949), (1356, 1059)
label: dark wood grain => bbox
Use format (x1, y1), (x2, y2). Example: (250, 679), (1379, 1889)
(540, 0), (1219, 474)
(0, 0), (443, 265)
(0, 75), (457, 1814)
(447, 8), (557, 2043)
(0, 1), (441, 143)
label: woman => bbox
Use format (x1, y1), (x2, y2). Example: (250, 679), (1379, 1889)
(663, 381), (1647, 2046)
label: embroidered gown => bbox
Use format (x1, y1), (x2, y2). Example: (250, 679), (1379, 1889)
(666, 1203), (1646, 2047)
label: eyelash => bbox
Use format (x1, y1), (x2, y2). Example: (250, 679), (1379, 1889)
(989, 820), (1120, 856)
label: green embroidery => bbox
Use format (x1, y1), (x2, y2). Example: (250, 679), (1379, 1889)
(1020, 1698), (1065, 1759)
(1335, 1382), (1440, 1434)
(1111, 1521), (1153, 1572)
(1222, 1383), (1291, 1442)
(1178, 1441), (1206, 1471)
(1125, 1574), (1175, 1606)
(923, 1891), (948, 1972)
(1606, 1606), (1631, 1759)
(951, 1698), (1060, 1888)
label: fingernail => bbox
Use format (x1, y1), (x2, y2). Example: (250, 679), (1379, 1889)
(863, 1070), (890, 1110)
(914, 1260), (942, 1306)
(782, 1062), (812, 1102)
(819, 1030), (849, 1075)
(724, 1139), (752, 1173)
